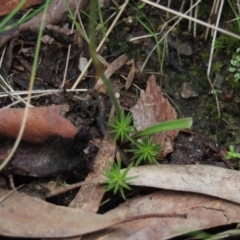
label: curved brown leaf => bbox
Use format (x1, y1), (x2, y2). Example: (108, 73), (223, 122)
(0, 105), (78, 143)
(130, 75), (177, 156)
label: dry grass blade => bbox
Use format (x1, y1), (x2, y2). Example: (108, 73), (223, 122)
(141, 0), (240, 40)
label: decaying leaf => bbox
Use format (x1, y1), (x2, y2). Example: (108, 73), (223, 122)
(125, 164), (240, 205)
(0, 0), (87, 48)
(48, 164), (240, 207)
(0, 0), (44, 17)
(130, 75), (177, 156)
(0, 105), (78, 143)
(0, 189), (182, 238)
(95, 54), (128, 94)
(85, 191), (240, 240)
(125, 60), (135, 90)
(69, 132), (116, 212)
(0, 189), (119, 238)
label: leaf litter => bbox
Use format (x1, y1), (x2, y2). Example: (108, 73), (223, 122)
(130, 75), (178, 157)
(0, 1), (240, 239)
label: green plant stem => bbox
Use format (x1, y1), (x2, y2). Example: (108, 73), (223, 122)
(88, 0), (120, 117)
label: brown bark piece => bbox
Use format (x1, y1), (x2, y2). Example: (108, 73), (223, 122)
(69, 132), (116, 211)
(19, 0), (87, 33)
(130, 75), (177, 156)
(0, 0), (44, 17)
(0, 0), (87, 49)
(85, 191), (240, 240)
(0, 105), (78, 143)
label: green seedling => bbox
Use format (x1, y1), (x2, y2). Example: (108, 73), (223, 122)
(108, 109), (134, 142)
(108, 109), (192, 166)
(212, 61), (223, 73)
(229, 48), (240, 81)
(102, 157), (135, 199)
(128, 136), (162, 166)
(226, 145), (240, 170)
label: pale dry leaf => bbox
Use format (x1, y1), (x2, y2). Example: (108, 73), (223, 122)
(69, 132), (116, 212)
(130, 75), (177, 156)
(85, 191), (240, 240)
(0, 189), (122, 238)
(0, 0), (87, 48)
(125, 61), (135, 90)
(95, 54), (128, 93)
(125, 164), (240, 205)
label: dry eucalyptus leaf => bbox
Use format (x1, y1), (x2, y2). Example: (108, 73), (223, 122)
(69, 132), (116, 212)
(0, 0), (44, 17)
(85, 191), (240, 240)
(0, 105), (78, 143)
(125, 61), (135, 90)
(0, 189), (122, 238)
(95, 54), (128, 94)
(130, 75), (177, 156)
(125, 164), (240, 205)
(0, 0), (87, 48)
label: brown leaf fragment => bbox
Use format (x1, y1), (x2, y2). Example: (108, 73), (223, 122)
(126, 164), (240, 205)
(69, 132), (116, 211)
(19, 0), (87, 33)
(85, 191), (240, 240)
(95, 54), (128, 93)
(0, 189), (120, 238)
(130, 75), (177, 156)
(125, 61), (135, 90)
(0, 0), (87, 49)
(0, 0), (44, 17)
(0, 105), (78, 143)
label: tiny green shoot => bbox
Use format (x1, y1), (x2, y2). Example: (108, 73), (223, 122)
(102, 157), (135, 199)
(226, 145), (240, 170)
(229, 48), (240, 81)
(128, 136), (162, 166)
(108, 109), (134, 142)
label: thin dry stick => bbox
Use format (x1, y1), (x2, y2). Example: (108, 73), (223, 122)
(193, 3), (198, 38)
(204, 0), (217, 41)
(206, 0), (225, 118)
(0, 45), (6, 67)
(0, 88), (87, 98)
(77, 10), (89, 43)
(166, 0), (171, 20)
(0, 1), (51, 171)
(61, 0), (82, 88)
(176, 0), (186, 28)
(0, 75), (31, 107)
(141, 0), (201, 72)
(188, 0), (193, 32)
(141, 0), (240, 40)
(211, 0), (221, 37)
(0, 184), (24, 203)
(71, 0), (129, 90)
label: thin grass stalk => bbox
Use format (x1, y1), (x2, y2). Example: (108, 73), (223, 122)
(141, 0), (240, 40)
(141, 0), (201, 72)
(0, 0), (52, 171)
(71, 0), (129, 90)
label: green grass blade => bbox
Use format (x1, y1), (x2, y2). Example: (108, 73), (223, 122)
(132, 118), (193, 139)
